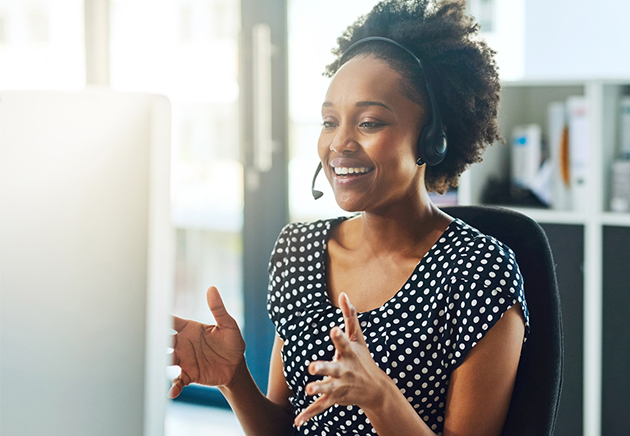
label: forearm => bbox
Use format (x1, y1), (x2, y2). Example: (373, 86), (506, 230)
(219, 360), (294, 436)
(363, 378), (437, 436)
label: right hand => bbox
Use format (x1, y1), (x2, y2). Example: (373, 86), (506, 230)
(168, 286), (246, 399)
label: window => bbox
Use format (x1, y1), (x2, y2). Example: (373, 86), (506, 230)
(0, 0), (84, 90)
(109, 0), (244, 327)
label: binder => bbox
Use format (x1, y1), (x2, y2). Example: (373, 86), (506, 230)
(548, 101), (571, 210)
(511, 124), (542, 190)
(566, 96), (589, 212)
(610, 96), (630, 212)
(610, 160), (630, 212)
(620, 96), (630, 158)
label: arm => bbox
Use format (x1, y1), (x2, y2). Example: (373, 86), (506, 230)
(218, 335), (294, 436)
(296, 294), (525, 436)
(441, 304), (525, 436)
(170, 287), (294, 436)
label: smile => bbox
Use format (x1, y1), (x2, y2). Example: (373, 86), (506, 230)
(332, 166), (373, 176)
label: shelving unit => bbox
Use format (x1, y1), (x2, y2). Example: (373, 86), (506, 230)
(458, 79), (630, 436)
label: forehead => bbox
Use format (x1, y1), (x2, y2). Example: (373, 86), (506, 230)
(324, 55), (410, 106)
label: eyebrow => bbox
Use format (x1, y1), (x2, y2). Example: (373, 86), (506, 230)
(322, 100), (393, 112)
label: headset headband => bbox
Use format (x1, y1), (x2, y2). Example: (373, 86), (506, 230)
(340, 36), (426, 70)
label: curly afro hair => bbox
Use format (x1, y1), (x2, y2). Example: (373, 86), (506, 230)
(324, 0), (502, 193)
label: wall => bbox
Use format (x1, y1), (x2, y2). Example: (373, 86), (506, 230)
(525, 0), (630, 80)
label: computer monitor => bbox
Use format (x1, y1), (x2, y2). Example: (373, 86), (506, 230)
(0, 90), (173, 436)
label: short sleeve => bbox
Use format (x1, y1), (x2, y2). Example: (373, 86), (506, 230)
(266, 223), (294, 341)
(445, 233), (530, 370)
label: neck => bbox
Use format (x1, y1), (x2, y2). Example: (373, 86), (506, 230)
(354, 190), (451, 257)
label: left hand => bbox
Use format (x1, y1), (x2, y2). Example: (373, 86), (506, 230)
(168, 286), (246, 399)
(294, 293), (392, 427)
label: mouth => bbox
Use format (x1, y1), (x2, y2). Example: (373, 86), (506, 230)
(331, 165), (374, 177)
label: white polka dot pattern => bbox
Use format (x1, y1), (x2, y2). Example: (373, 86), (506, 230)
(267, 217), (530, 436)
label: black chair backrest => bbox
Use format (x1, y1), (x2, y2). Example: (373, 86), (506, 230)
(442, 206), (564, 436)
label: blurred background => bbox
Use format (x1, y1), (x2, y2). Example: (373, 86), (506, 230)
(1, 0), (629, 435)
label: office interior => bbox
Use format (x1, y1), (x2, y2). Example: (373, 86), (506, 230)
(1, 0), (629, 435)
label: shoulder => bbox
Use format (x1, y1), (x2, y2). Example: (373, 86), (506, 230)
(444, 219), (520, 286)
(447, 218), (523, 296)
(269, 216), (349, 265)
(445, 219), (517, 259)
(267, 216), (349, 295)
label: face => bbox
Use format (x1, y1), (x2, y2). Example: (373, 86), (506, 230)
(318, 54), (427, 213)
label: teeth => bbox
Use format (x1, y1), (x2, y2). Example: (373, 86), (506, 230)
(333, 166), (371, 175)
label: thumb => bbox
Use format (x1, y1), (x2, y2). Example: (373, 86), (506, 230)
(207, 286), (237, 328)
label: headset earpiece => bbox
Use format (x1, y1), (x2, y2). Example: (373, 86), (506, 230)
(417, 80), (447, 166)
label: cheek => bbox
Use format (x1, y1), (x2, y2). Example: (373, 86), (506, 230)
(375, 133), (417, 167)
(403, 132), (420, 159)
(374, 137), (420, 185)
(317, 133), (329, 160)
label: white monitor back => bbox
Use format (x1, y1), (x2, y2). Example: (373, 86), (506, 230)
(0, 90), (173, 436)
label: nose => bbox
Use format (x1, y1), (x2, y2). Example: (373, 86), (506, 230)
(329, 123), (359, 154)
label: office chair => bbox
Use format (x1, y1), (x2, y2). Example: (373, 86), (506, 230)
(441, 205), (564, 436)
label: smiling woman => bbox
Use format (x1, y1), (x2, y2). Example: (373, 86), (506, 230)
(169, 2), (528, 436)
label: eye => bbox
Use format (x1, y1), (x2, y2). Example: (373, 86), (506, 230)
(321, 120), (337, 130)
(359, 121), (384, 129)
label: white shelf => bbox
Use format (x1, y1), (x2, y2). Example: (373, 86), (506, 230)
(480, 207), (630, 228)
(502, 207), (588, 225)
(601, 212), (630, 227)
(503, 78), (630, 87)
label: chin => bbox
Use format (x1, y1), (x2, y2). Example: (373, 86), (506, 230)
(338, 205), (362, 213)
(333, 194), (364, 213)
(335, 196), (383, 214)
(336, 202), (361, 213)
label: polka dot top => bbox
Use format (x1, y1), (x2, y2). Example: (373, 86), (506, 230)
(267, 216), (530, 436)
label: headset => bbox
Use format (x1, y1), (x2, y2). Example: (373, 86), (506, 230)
(312, 36), (447, 200)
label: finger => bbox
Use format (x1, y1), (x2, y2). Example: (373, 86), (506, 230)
(339, 292), (365, 345)
(168, 372), (190, 399)
(295, 394), (334, 428)
(172, 315), (189, 333)
(330, 326), (353, 357)
(305, 377), (336, 396)
(206, 286), (237, 328)
(308, 360), (342, 378)
(168, 377), (184, 399)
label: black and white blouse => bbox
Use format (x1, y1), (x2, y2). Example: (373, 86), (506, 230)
(267, 216), (530, 436)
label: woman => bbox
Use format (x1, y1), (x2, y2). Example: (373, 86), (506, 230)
(170, 1), (529, 435)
